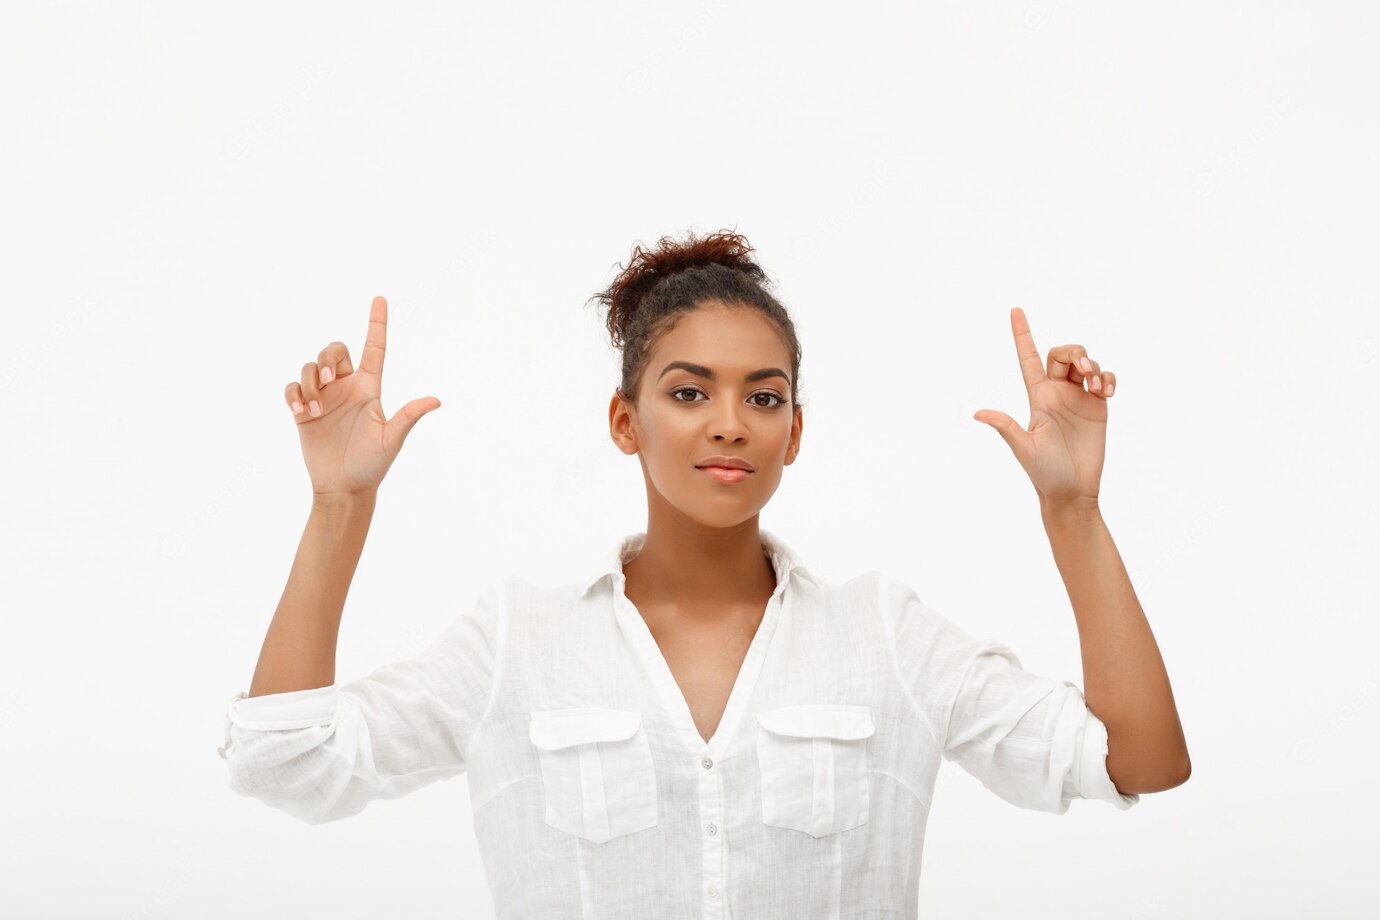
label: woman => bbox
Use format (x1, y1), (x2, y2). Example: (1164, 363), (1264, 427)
(219, 229), (1190, 918)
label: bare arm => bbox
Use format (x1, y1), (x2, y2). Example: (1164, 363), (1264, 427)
(247, 491), (377, 698)
(221, 296), (460, 825)
(1041, 496), (1191, 794)
(247, 294), (440, 697)
(970, 308), (1189, 796)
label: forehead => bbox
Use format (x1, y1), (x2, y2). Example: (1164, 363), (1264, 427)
(644, 301), (790, 372)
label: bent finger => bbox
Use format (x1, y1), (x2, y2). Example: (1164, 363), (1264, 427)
(1046, 344), (1084, 384)
(317, 340), (355, 386)
(1067, 347), (1102, 388)
(284, 382), (306, 417)
(300, 362), (323, 417)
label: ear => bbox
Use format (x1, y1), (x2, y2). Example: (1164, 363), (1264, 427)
(608, 389), (640, 456)
(784, 404), (804, 465)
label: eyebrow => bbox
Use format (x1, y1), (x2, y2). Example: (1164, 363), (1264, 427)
(656, 361), (791, 385)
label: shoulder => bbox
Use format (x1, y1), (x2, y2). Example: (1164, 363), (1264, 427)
(815, 568), (925, 613)
(798, 568), (941, 637)
(470, 573), (604, 623)
(823, 569), (987, 653)
(466, 573), (565, 611)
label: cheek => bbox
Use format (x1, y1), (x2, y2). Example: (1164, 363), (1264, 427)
(637, 407), (695, 454)
(763, 419), (792, 455)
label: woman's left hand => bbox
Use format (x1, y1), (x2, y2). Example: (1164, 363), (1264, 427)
(972, 307), (1117, 506)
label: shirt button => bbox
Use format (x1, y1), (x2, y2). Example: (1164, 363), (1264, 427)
(701, 756), (714, 770)
(706, 822), (717, 835)
(708, 884), (719, 898)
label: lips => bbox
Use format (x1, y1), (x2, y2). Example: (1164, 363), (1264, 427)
(695, 455), (755, 472)
(698, 465), (751, 484)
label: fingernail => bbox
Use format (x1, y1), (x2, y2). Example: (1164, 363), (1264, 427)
(321, 367), (333, 384)
(1079, 357), (1091, 372)
(1106, 383), (1114, 395)
(1092, 375), (1101, 390)
(292, 401), (304, 414)
(309, 400), (321, 417)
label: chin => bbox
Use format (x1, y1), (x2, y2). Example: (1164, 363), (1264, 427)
(695, 498), (777, 529)
(668, 497), (764, 531)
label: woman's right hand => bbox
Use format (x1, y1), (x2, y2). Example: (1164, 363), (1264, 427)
(283, 295), (442, 498)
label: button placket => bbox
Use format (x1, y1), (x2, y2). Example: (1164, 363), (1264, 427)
(698, 746), (726, 916)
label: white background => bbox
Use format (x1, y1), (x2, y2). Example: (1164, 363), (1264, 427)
(2, 1), (1376, 917)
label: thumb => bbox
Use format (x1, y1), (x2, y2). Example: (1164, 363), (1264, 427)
(385, 396), (442, 449)
(972, 410), (1032, 464)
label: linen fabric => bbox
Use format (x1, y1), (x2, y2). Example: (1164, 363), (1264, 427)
(219, 529), (1138, 918)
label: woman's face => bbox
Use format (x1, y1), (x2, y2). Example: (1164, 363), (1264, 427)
(609, 300), (803, 530)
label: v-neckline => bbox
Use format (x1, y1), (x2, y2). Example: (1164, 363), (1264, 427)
(613, 571), (790, 757)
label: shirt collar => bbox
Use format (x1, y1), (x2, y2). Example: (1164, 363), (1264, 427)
(578, 528), (815, 598)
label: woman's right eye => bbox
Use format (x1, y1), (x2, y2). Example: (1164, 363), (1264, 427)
(670, 387), (705, 403)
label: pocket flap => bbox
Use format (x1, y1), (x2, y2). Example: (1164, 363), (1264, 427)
(529, 708), (643, 751)
(756, 704), (876, 740)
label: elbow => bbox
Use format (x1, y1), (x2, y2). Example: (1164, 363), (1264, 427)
(1112, 752), (1192, 795)
(220, 690), (364, 825)
(1162, 749), (1193, 789)
(221, 736), (358, 825)
(1171, 752), (1192, 788)
(225, 757), (356, 825)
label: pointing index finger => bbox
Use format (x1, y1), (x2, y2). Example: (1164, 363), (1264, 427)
(360, 295), (387, 377)
(1009, 307), (1043, 395)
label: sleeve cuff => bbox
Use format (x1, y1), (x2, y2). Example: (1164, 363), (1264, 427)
(226, 683), (341, 730)
(1077, 709), (1140, 810)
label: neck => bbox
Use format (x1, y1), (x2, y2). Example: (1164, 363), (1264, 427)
(622, 516), (777, 612)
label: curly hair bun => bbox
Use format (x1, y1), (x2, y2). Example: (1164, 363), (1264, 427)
(593, 228), (768, 348)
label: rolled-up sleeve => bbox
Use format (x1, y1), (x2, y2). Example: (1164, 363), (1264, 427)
(941, 638), (1139, 813)
(881, 573), (1139, 814)
(218, 580), (505, 825)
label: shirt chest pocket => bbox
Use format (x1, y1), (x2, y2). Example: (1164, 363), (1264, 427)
(756, 703), (877, 838)
(528, 708), (659, 844)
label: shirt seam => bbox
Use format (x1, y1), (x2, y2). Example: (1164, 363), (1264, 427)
(878, 574), (946, 754)
(936, 645), (987, 754)
(471, 772), (535, 816)
(458, 577), (509, 767)
(868, 766), (925, 806)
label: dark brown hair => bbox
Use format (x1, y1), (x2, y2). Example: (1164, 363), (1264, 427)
(587, 228), (805, 411)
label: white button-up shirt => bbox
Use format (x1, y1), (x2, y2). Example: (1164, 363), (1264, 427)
(219, 529), (1138, 918)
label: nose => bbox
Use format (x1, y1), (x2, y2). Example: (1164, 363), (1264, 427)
(708, 398), (750, 442)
